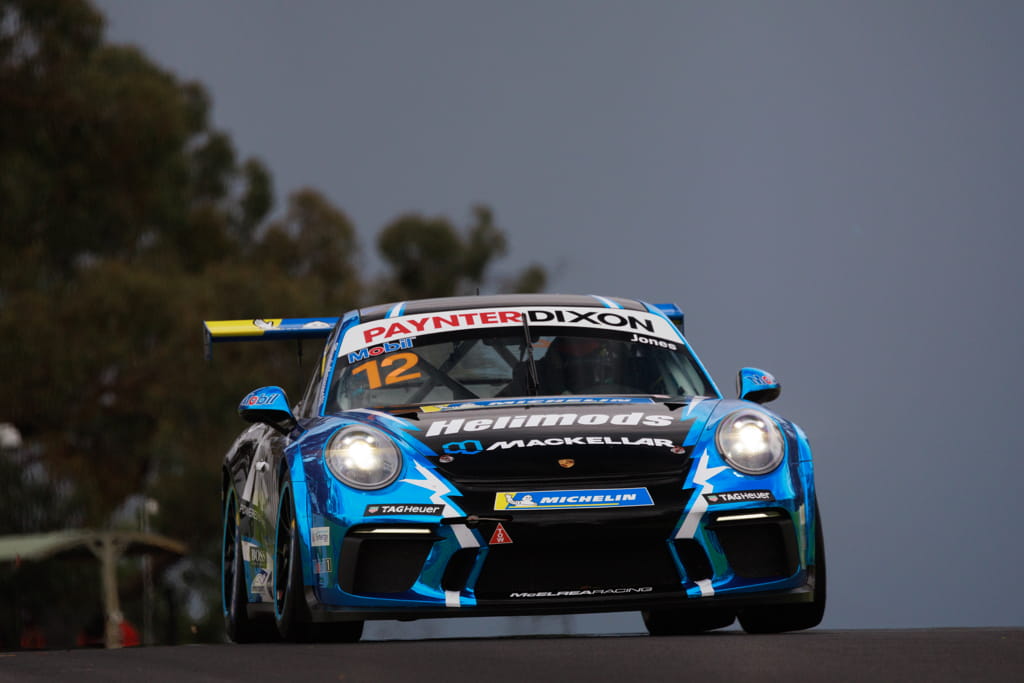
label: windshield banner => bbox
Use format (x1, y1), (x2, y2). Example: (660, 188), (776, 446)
(338, 306), (680, 357)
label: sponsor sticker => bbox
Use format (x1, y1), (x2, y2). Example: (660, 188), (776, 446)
(494, 487), (654, 511)
(313, 558), (332, 574)
(239, 501), (257, 519)
(442, 440), (484, 455)
(310, 526), (331, 547)
(364, 503), (445, 516)
(242, 541), (266, 567)
(251, 571), (268, 589)
(425, 411), (674, 437)
(250, 570), (271, 601)
(346, 337), (415, 363)
(337, 306), (680, 356)
(703, 490), (775, 504)
(628, 333), (677, 350)
(421, 397), (653, 412)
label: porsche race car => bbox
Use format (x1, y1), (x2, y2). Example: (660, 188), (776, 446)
(207, 294), (824, 641)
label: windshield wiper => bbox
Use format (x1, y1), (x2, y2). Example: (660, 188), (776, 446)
(520, 313), (540, 396)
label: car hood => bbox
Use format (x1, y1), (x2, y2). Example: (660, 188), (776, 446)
(399, 397), (712, 486)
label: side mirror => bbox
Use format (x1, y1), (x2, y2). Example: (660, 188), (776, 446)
(737, 368), (781, 404)
(238, 386), (298, 434)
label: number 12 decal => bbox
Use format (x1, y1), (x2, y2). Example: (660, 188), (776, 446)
(351, 353), (422, 389)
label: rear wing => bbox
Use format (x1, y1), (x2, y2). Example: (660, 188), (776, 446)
(652, 303), (684, 335)
(203, 317), (338, 360)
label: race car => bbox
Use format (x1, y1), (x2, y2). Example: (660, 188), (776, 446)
(207, 294), (824, 642)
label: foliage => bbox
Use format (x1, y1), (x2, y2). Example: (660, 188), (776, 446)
(0, 0), (546, 645)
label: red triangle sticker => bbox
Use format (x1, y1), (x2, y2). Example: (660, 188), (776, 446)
(489, 523), (513, 545)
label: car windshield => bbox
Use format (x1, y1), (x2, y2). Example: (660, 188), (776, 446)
(328, 326), (714, 411)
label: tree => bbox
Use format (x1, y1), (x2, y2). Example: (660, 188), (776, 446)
(0, 0), (547, 644)
(375, 204), (546, 301)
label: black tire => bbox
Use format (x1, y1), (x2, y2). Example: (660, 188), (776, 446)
(642, 607), (735, 635)
(273, 480), (312, 641)
(738, 503), (827, 634)
(221, 487), (277, 643)
(312, 621), (365, 643)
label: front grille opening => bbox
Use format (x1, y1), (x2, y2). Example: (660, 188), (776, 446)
(473, 523), (681, 598)
(338, 531), (436, 594)
(442, 548), (479, 592)
(673, 538), (713, 582)
(712, 515), (798, 579)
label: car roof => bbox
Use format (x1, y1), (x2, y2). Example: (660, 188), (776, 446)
(354, 293), (650, 323)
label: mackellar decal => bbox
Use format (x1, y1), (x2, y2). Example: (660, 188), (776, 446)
(424, 411), (674, 437)
(486, 436), (676, 449)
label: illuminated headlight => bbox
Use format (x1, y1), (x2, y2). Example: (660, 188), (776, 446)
(324, 426), (401, 490)
(714, 409), (785, 475)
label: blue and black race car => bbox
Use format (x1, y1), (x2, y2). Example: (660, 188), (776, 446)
(206, 294), (824, 641)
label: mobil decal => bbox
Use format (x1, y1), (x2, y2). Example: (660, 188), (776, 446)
(347, 337), (414, 363)
(494, 487), (654, 511)
(424, 411), (675, 437)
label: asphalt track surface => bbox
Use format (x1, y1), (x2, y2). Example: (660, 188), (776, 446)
(1, 629), (1021, 682)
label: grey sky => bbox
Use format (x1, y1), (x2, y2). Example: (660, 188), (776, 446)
(94, 0), (1024, 634)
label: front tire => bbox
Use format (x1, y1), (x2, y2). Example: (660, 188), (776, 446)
(271, 480), (365, 642)
(312, 621), (364, 643)
(273, 480), (312, 641)
(738, 503), (827, 634)
(642, 607), (735, 635)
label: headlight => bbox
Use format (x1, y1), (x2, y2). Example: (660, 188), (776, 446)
(714, 409), (785, 475)
(324, 426), (401, 489)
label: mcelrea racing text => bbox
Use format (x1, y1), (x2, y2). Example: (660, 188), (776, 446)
(509, 587), (654, 598)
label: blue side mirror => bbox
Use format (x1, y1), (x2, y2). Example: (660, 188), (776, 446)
(737, 368), (781, 404)
(238, 386), (298, 434)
